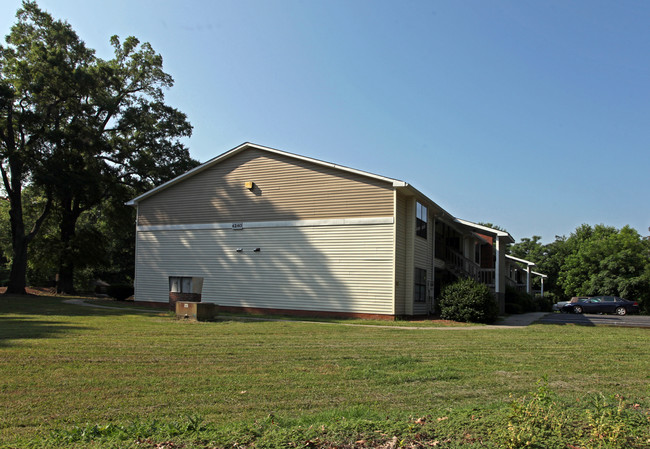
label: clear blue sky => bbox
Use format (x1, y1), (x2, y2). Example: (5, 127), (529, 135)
(3, 0), (649, 242)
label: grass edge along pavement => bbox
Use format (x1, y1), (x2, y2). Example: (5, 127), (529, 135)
(1, 294), (649, 448)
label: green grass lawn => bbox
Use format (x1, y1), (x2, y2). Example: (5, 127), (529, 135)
(1, 295), (649, 448)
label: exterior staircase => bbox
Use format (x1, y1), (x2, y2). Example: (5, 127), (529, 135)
(445, 248), (495, 289)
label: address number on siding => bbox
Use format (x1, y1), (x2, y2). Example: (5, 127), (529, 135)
(232, 223), (244, 230)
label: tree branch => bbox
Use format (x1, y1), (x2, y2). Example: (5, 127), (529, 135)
(25, 192), (52, 244)
(97, 154), (123, 165)
(0, 163), (12, 197)
(1, 104), (15, 196)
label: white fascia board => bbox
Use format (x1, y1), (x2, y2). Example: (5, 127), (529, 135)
(531, 271), (548, 278)
(251, 144), (407, 187)
(126, 142), (407, 206)
(454, 218), (516, 243)
(126, 142), (262, 206)
(506, 254), (536, 267)
(396, 184), (451, 217)
(125, 156), (223, 206)
(136, 216), (394, 232)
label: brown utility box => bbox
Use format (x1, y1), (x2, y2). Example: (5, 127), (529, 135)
(175, 301), (218, 321)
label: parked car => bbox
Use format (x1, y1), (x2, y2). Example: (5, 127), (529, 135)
(560, 296), (640, 316)
(553, 296), (590, 312)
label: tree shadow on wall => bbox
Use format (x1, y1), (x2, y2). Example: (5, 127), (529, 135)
(136, 154), (394, 317)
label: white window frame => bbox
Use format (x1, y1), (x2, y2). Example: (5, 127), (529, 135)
(416, 202), (428, 239)
(169, 276), (193, 293)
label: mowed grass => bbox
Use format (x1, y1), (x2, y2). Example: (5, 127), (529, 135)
(1, 295), (649, 448)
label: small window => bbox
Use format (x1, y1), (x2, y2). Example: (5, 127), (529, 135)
(414, 268), (427, 303)
(169, 276), (193, 293)
(416, 202), (428, 239)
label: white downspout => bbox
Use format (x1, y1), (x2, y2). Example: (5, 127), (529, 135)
(495, 237), (501, 294)
(431, 217), (436, 314)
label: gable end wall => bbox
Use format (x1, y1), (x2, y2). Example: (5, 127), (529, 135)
(137, 148), (395, 226)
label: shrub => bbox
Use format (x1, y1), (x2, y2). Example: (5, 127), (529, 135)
(106, 284), (134, 301)
(532, 295), (553, 312)
(505, 286), (535, 312)
(439, 277), (499, 323)
(505, 286), (554, 313)
(505, 302), (523, 315)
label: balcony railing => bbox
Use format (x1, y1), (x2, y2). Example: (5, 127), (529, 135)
(506, 277), (527, 292)
(445, 248), (496, 288)
(479, 269), (495, 287)
(443, 248), (532, 293)
(446, 248), (479, 279)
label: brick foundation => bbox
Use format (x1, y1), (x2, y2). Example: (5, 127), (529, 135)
(217, 305), (396, 321)
(134, 299), (398, 320)
(169, 292), (202, 311)
(132, 301), (168, 309)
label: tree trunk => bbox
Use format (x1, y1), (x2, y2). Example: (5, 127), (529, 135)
(3, 158), (52, 295)
(6, 234), (28, 294)
(5, 191), (52, 295)
(4, 156), (28, 295)
(56, 198), (80, 294)
(2, 105), (28, 295)
(56, 259), (75, 294)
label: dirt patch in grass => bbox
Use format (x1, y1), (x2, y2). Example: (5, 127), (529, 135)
(0, 286), (58, 295)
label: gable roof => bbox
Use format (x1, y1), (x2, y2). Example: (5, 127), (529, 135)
(454, 218), (516, 244)
(126, 142), (408, 206)
(506, 254), (536, 267)
(126, 143), (513, 245)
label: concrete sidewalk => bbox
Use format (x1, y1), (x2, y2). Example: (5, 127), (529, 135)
(494, 312), (550, 327)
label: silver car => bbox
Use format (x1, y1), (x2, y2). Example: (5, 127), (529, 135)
(553, 296), (591, 312)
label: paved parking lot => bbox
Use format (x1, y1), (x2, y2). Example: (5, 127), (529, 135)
(537, 312), (650, 328)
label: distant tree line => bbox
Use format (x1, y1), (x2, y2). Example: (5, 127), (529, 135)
(1, 1), (198, 294)
(510, 224), (650, 313)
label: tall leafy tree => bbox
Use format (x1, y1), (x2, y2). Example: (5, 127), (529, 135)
(514, 225), (650, 311)
(510, 234), (569, 298)
(46, 34), (198, 293)
(0, 1), (94, 293)
(535, 235), (571, 299)
(558, 224), (650, 303)
(510, 235), (544, 261)
(1, 1), (198, 294)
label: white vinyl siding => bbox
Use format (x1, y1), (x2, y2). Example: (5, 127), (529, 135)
(135, 222), (395, 315)
(413, 218), (432, 315)
(394, 193), (432, 316)
(394, 193), (408, 315)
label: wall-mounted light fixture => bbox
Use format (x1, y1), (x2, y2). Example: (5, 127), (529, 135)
(236, 248), (243, 252)
(253, 248), (261, 252)
(245, 181), (254, 190)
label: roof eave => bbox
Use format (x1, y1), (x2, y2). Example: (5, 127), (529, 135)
(506, 254), (536, 267)
(454, 218), (516, 244)
(395, 184), (450, 217)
